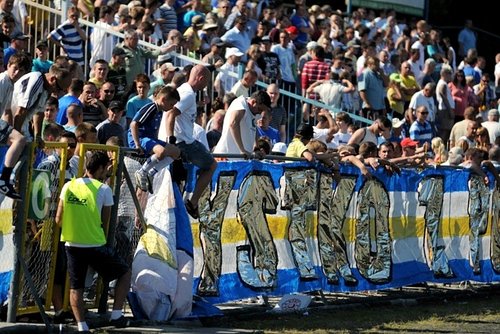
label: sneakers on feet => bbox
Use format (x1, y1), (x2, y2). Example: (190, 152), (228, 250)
(0, 180), (21, 200)
(109, 315), (130, 328)
(134, 170), (149, 192)
(185, 199), (199, 219)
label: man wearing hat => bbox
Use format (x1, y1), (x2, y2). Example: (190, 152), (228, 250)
(214, 47), (243, 96)
(32, 40), (53, 74)
(3, 31), (28, 64)
(96, 100), (126, 144)
(182, 0), (205, 32)
(201, 37), (225, 68)
(297, 41), (317, 75)
(199, 20), (219, 54)
(149, 62), (178, 96)
(213, 90), (272, 158)
(482, 108), (500, 143)
(259, 36), (280, 83)
(399, 137), (422, 164)
(183, 15), (204, 53)
(107, 47), (127, 102)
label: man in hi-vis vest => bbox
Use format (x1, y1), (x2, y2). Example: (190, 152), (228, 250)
(56, 151), (130, 332)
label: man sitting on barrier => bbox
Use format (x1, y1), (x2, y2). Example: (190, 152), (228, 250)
(129, 86), (181, 193)
(165, 65), (216, 219)
(55, 151), (131, 332)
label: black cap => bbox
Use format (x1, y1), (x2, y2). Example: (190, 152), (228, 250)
(112, 47), (126, 56)
(11, 32), (29, 41)
(296, 123), (314, 140)
(36, 40), (48, 49)
(109, 100), (124, 112)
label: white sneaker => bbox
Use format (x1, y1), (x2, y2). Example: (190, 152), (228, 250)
(0, 179), (21, 200)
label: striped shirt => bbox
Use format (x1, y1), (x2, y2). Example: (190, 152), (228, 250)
(158, 4), (177, 39)
(11, 72), (48, 138)
(301, 59), (330, 94)
(48, 20), (85, 66)
(409, 120), (434, 146)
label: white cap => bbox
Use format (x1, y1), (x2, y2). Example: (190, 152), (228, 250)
(391, 117), (405, 128)
(225, 47), (244, 59)
(306, 41), (318, 50)
(272, 142), (287, 155)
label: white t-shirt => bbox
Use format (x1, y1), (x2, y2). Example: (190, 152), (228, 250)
(193, 123), (209, 150)
(409, 91), (437, 122)
(213, 96), (256, 156)
(12, 72), (48, 138)
(160, 82), (197, 144)
(89, 20), (115, 67)
(0, 72), (13, 116)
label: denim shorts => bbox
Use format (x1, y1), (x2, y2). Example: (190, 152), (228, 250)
(0, 119), (13, 144)
(177, 140), (215, 170)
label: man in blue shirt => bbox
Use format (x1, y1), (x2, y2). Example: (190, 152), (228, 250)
(128, 86), (181, 193)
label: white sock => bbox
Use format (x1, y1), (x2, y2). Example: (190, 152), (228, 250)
(110, 309), (123, 320)
(148, 156), (174, 177)
(141, 155), (159, 173)
(77, 321), (89, 331)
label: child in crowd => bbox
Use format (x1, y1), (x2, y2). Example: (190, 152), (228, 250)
(128, 86), (181, 193)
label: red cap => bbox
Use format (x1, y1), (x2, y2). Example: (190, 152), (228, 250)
(401, 137), (419, 148)
(285, 26), (299, 35)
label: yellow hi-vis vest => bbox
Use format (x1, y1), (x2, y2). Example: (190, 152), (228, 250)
(60, 178), (107, 245)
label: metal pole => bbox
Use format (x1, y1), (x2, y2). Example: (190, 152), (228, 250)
(7, 145), (31, 322)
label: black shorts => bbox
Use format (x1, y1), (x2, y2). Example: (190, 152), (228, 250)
(65, 245), (129, 289)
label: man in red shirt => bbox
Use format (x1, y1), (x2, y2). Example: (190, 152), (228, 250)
(300, 45), (330, 122)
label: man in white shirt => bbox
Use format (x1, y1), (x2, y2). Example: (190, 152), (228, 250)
(164, 65), (215, 219)
(482, 108), (500, 144)
(214, 47), (243, 97)
(213, 90), (272, 157)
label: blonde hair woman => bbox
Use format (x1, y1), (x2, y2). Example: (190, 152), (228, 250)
(431, 137), (448, 164)
(245, 44), (263, 79)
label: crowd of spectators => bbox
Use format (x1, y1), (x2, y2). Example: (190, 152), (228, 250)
(2, 1), (500, 329)
(0, 0), (499, 196)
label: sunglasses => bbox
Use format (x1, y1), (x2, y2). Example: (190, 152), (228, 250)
(420, 111), (429, 115)
(103, 89), (115, 93)
(68, 143), (77, 149)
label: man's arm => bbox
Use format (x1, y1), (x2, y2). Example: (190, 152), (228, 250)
(101, 205), (112, 227)
(165, 106), (181, 138)
(347, 127), (364, 145)
(55, 199), (64, 227)
(228, 108), (250, 155)
(129, 120), (143, 154)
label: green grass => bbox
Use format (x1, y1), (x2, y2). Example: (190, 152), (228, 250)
(209, 292), (500, 333)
